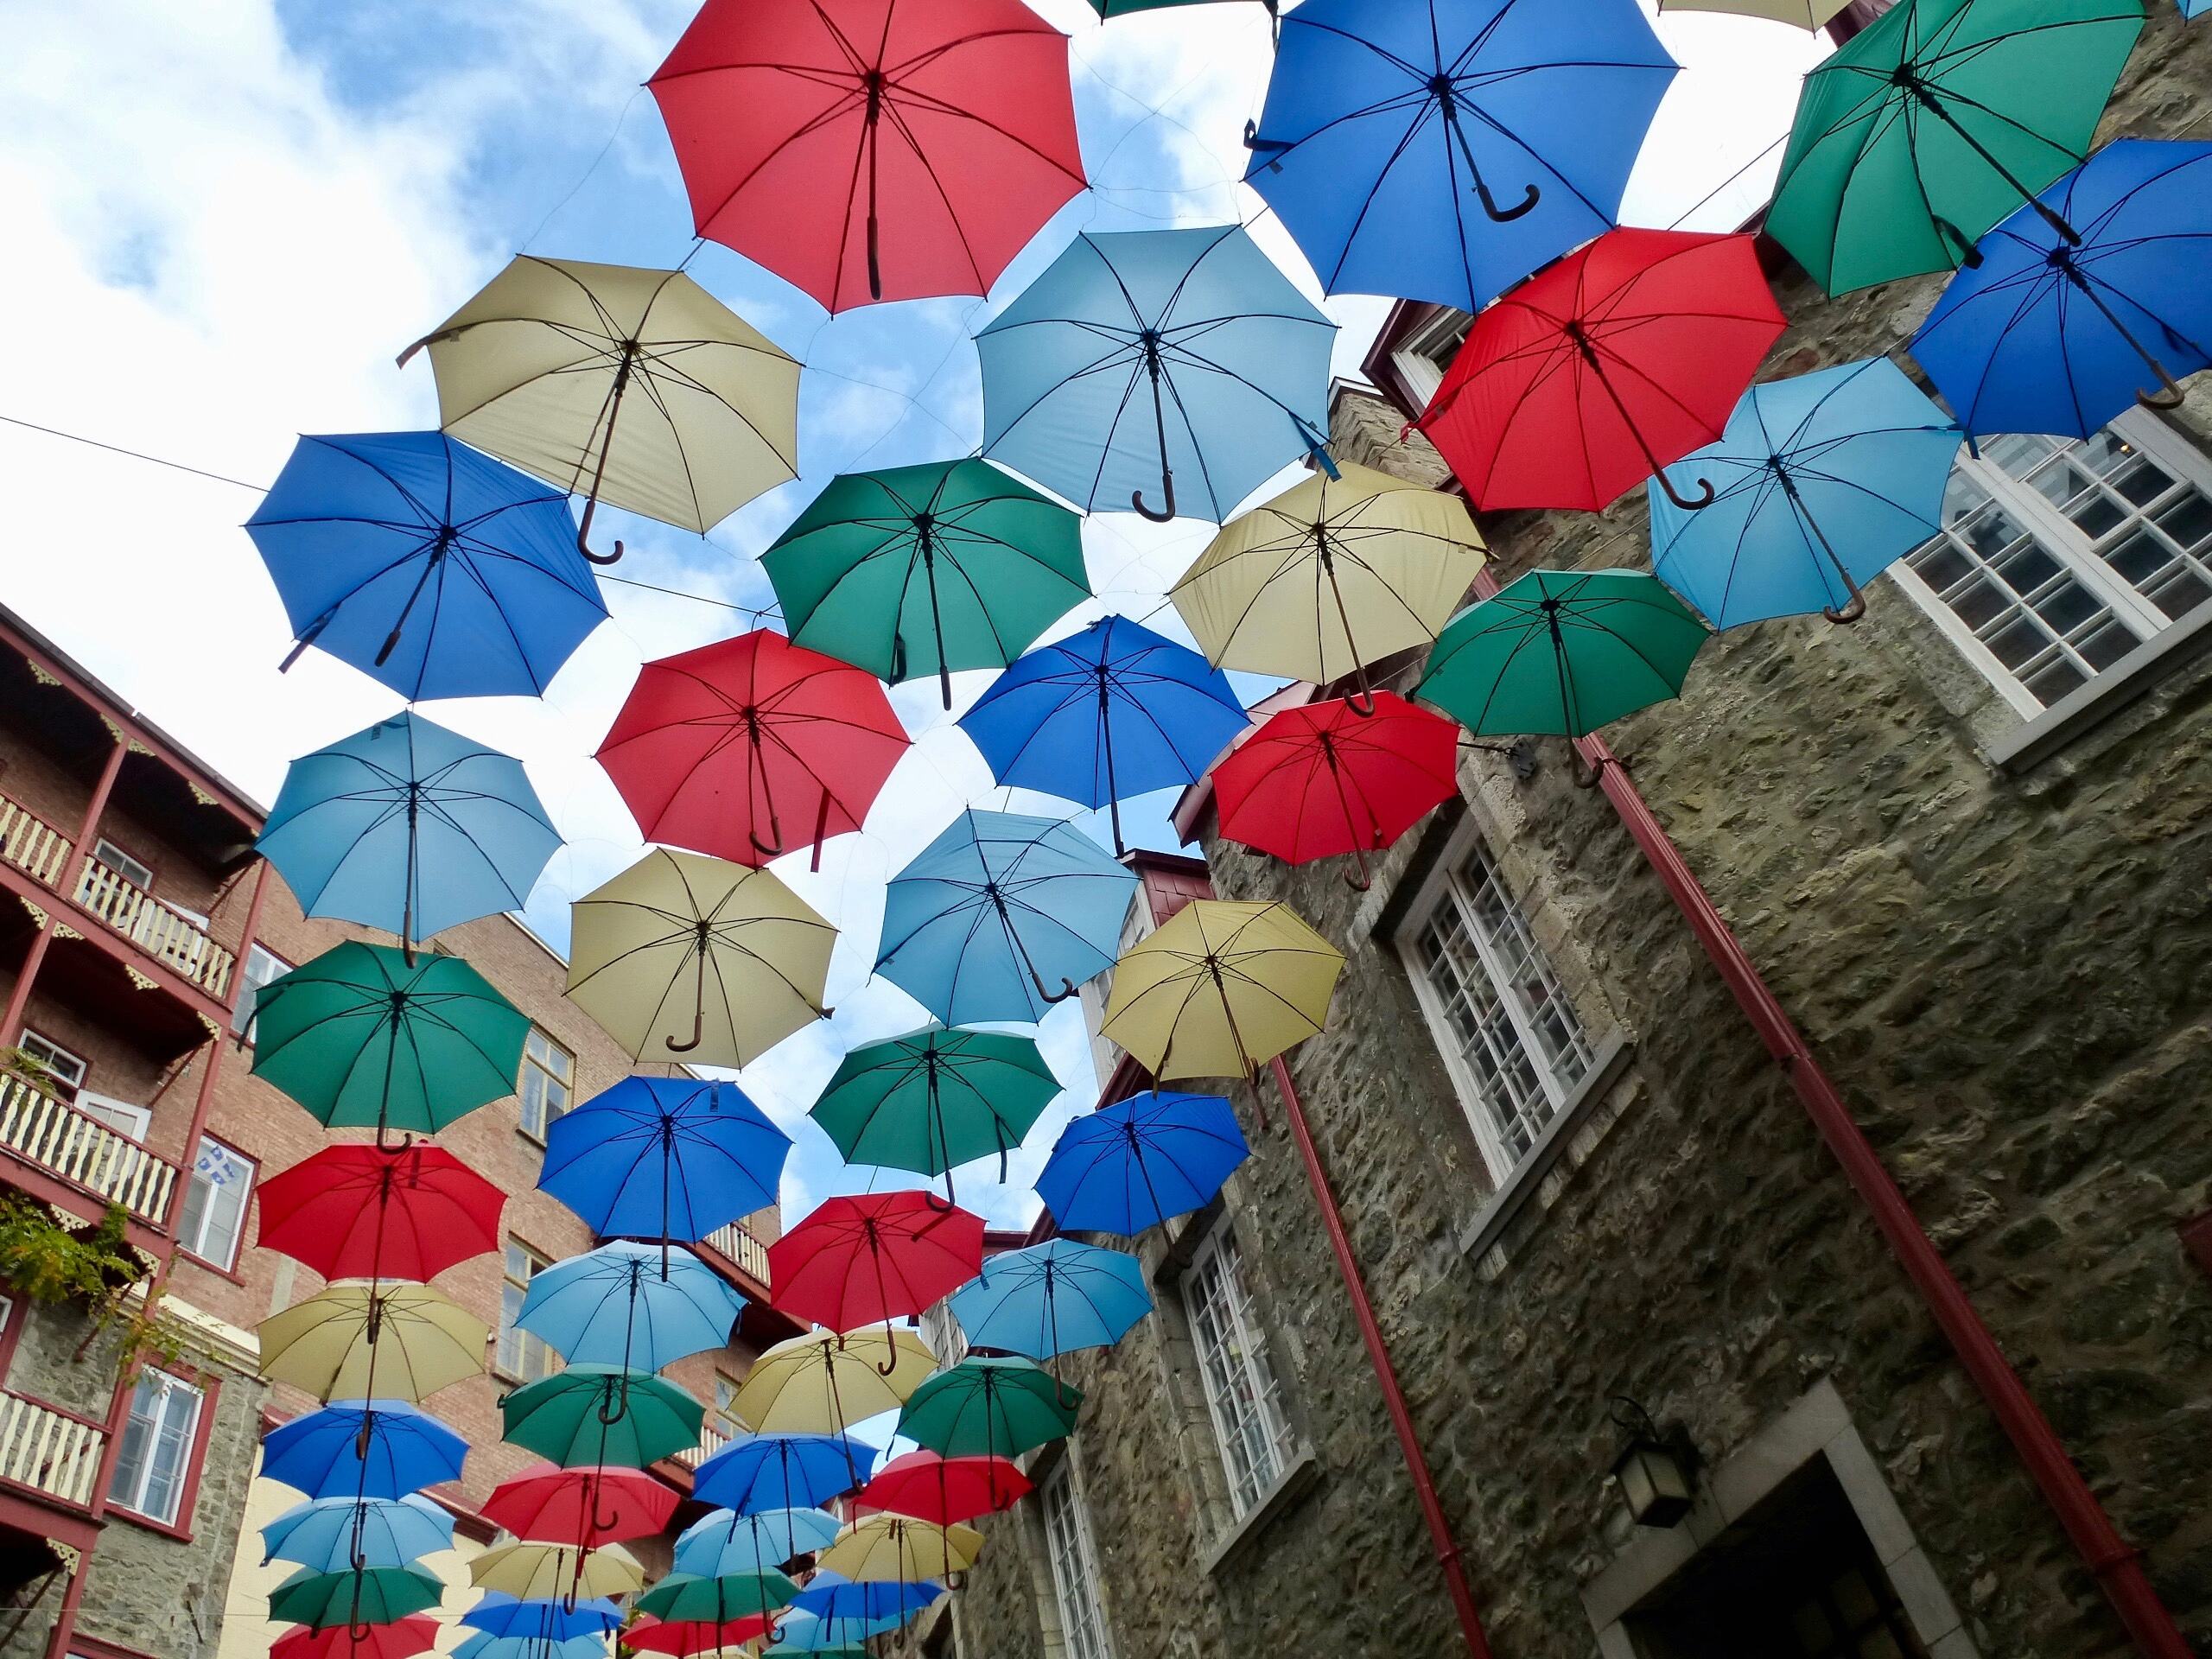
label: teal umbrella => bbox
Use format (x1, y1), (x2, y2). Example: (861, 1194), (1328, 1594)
(809, 1027), (1059, 1198)
(635, 1569), (799, 1623)
(897, 1357), (1079, 1461)
(499, 1366), (703, 1468)
(267, 1564), (442, 1630)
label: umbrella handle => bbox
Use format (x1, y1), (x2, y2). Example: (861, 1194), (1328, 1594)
(1653, 468), (1716, 512)
(373, 1122), (414, 1155)
(664, 1006), (704, 1053)
(1570, 742), (1608, 791)
(749, 826), (786, 859)
(1822, 591), (1868, 625)
(576, 492), (625, 567)
(594, 1373), (631, 1425)
(1132, 470), (1177, 523)
(1241, 119), (1289, 172)
(1474, 175), (1540, 223)
(1026, 964), (1084, 1006)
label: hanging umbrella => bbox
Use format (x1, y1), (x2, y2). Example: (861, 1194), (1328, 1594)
(978, 225), (1337, 524)
(730, 1330), (937, 1435)
(1909, 139), (2212, 438)
(945, 1238), (1151, 1363)
(875, 810), (1137, 1024)
(251, 944), (529, 1149)
(648, 0), (1085, 312)
(1211, 692), (1462, 890)
(518, 1241), (747, 1372)
(676, 1506), (844, 1577)
(809, 1027), (1058, 1197)
(461, 1593), (624, 1642)
(1244, 0), (1677, 313)
(1657, 0), (1853, 22)
(957, 615), (1248, 854)
(1099, 899), (1344, 1084)
(761, 459), (1090, 709)
(401, 256), (800, 563)
(257, 711), (561, 951)
(597, 631), (909, 870)
(567, 850), (835, 1067)
(768, 1192), (985, 1335)
(454, 1637), (610, 1659)
(1034, 1090), (1249, 1235)
(483, 1464), (677, 1548)
(694, 1433), (875, 1514)
(260, 1402), (468, 1502)
(469, 1540), (645, 1602)
(1413, 229), (1787, 513)
(270, 1618), (441, 1659)
(499, 1367), (705, 1468)
(248, 430), (605, 700)
(787, 1576), (944, 1627)
(637, 1571), (799, 1624)
(260, 1285), (486, 1404)
(626, 1614), (779, 1657)
(853, 1450), (1030, 1526)
(1171, 463), (1487, 701)
(256, 1141), (506, 1282)
(1765, 0), (2145, 296)
(538, 1076), (791, 1249)
(269, 1565), (444, 1631)
(897, 1357), (1078, 1460)
(262, 1495), (454, 1574)
(765, 1608), (905, 1654)
(816, 1516), (982, 1584)
(1649, 358), (1965, 628)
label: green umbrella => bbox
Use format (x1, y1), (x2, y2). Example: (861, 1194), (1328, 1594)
(251, 942), (530, 1149)
(897, 1357), (1079, 1462)
(1766, 0), (2144, 296)
(809, 1027), (1060, 1199)
(760, 459), (1090, 709)
(268, 1564), (442, 1630)
(635, 1569), (800, 1624)
(499, 1365), (703, 1468)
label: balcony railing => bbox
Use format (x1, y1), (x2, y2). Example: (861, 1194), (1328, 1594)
(702, 1220), (772, 1287)
(0, 1075), (180, 1227)
(671, 1421), (733, 1472)
(0, 795), (72, 888)
(0, 1391), (106, 1510)
(72, 861), (234, 999)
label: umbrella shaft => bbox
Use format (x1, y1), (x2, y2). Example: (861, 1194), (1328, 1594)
(1902, 82), (2081, 246)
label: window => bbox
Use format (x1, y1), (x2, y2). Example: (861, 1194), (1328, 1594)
(232, 944), (291, 1039)
(1389, 307), (1473, 407)
(1182, 1226), (1294, 1516)
(1399, 832), (1595, 1177)
(714, 1372), (742, 1438)
(1894, 412), (2212, 716)
(920, 1300), (969, 1369)
(497, 1239), (556, 1382)
(518, 1028), (574, 1141)
(15, 1031), (86, 1099)
(1039, 1458), (1113, 1659)
(90, 839), (153, 892)
(109, 1370), (204, 1528)
(177, 1139), (255, 1270)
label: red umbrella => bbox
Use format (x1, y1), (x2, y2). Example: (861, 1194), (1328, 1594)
(255, 1142), (505, 1282)
(854, 1447), (1031, 1525)
(481, 1464), (677, 1548)
(626, 1612), (778, 1656)
(1213, 692), (1460, 891)
(1413, 229), (1786, 513)
(270, 1619), (437, 1659)
(648, 0), (1088, 313)
(769, 1192), (984, 1335)
(597, 629), (910, 873)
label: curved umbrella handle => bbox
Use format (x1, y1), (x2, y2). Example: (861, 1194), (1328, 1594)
(594, 1373), (631, 1426)
(1822, 590), (1868, 626)
(1474, 176), (1540, 223)
(576, 493), (625, 567)
(1570, 744), (1609, 791)
(1132, 469), (1177, 523)
(1027, 965), (1084, 1006)
(2136, 354), (2189, 410)
(749, 826), (786, 859)
(373, 1122), (414, 1156)
(1654, 469), (1716, 512)
(664, 1007), (704, 1054)
(1241, 119), (1290, 170)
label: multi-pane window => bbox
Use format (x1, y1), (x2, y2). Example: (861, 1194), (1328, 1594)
(920, 1300), (969, 1369)
(232, 944), (292, 1039)
(1040, 1459), (1113, 1659)
(110, 1370), (204, 1527)
(14, 1031), (86, 1098)
(497, 1240), (556, 1382)
(1182, 1227), (1294, 1516)
(1402, 836), (1595, 1175)
(90, 839), (154, 891)
(1897, 413), (2212, 715)
(714, 1372), (742, 1437)
(1389, 307), (1474, 406)
(177, 1139), (255, 1270)
(518, 1028), (574, 1141)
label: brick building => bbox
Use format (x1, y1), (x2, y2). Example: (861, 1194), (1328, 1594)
(0, 602), (790, 1659)
(933, 10), (2212, 1659)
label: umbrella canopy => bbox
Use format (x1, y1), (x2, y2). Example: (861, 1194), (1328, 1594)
(1172, 463), (1487, 694)
(404, 256), (800, 561)
(768, 1192), (985, 1335)
(854, 1449), (1030, 1526)
(269, 1565), (443, 1631)
(1909, 140), (2212, 438)
(248, 430), (605, 701)
(259, 1285), (486, 1404)
(946, 1238), (1151, 1361)
(766, 1609), (902, 1654)
(270, 1618), (441, 1659)
(482, 1465), (677, 1548)
(262, 1495), (454, 1574)
(518, 1241), (747, 1370)
(694, 1433), (874, 1514)
(1034, 1090), (1249, 1235)
(731, 1330), (938, 1435)
(257, 711), (561, 948)
(762, 459), (1090, 708)
(251, 944), (529, 1147)
(875, 810), (1137, 1025)
(978, 225), (1337, 524)
(1658, 0), (1853, 22)
(809, 1027), (1058, 1189)
(958, 614), (1248, 853)
(499, 1367), (705, 1468)
(598, 631), (909, 870)
(676, 1506), (844, 1577)
(1649, 358), (1965, 628)
(786, 1574), (943, 1626)
(1099, 899), (1344, 1082)
(1246, 0), (1677, 312)
(897, 1357), (1078, 1460)
(648, 0), (1085, 312)
(454, 1637), (610, 1659)
(637, 1570), (800, 1624)
(256, 1141), (505, 1283)
(538, 1076), (791, 1244)
(1211, 692), (1463, 888)
(461, 1593), (625, 1641)
(469, 1540), (645, 1602)
(626, 1615), (778, 1657)
(816, 1516), (982, 1584)
(1413, 229), (1787, 513)
(1415, 569), (1712, 739)
(1766, 0), (2145, 296)
(260, 1402), (467, 1502)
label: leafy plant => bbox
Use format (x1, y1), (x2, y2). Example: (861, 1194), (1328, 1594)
(0, 1046), (57, 1091)
(0, 1200), (145, 1306)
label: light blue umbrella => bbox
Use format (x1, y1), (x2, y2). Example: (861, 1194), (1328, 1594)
(1649, 358), (1965, 628)
(766, 1607), (906, 1652)
(785, 1574), (943, 1629)
(978, 226), (1337, 524)
(257, 711), (562, 949)
(517, 1240), (747, 1371)
(694, 1433), (875, 1515)
(875, 810), (1138, 1025)
(538, 1077), (791, 1249)
(455, 1635), (611, 1659)
(260, 1493), (453, 1573)
(675, 1506), (843, 1578)
(461, 1592), (623, 1642)
(946, 1238), (1151, 1361)
(259, 1400), (468, 1501)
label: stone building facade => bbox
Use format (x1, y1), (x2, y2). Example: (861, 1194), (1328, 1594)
(933, 11), (2212, 1659)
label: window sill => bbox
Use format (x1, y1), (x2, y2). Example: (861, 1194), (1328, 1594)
(177, 1249), (246, 1286)
(1987, 600), (2212, 772)
(1200, 1446), (1320, 1578)
(1457, 1032), (1633, 1265)
(109, 1503), (193, 1543)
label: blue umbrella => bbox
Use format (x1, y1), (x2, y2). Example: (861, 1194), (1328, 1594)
(694, 1433), (874, 1515)
(517, 1240), (747, 1371)
(946, 1238), (1152, 1362)
(538, 1077), (791, 1251)
(875, 810), (1138, 1025)
(455, 1636), (611, 1659)
(257, 711), (562, 950)
(767, 1607), (908, 1652)
(247, 431), (605, 702)
(260, 1493), (453, 1573)
(1244, 0), (1678, 313)
(786, 1574), (943, 1627)
(461, 1592), (623, 1641)
(978, 226), (1336, 524)
(260, 1400), (467, 1501)
(1035, 1090), (1249, 1234)
(1910, 139), (2212, 440)
(676, 1506), (843, 1577)
(1649, 358), (1965, 629)
(959, 615), (1249, 855)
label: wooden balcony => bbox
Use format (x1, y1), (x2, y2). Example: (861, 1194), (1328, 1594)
(671, 1420), (733, 1473)
(0, 1391), (105, 1511)
(71, 861), (234, 1000)
(0, 795), (71, 889)
(702, 1220), (772, 1287)
(0, 1075), (180, 1228)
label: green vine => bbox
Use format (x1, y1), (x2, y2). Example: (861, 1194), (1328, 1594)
(0, 1200), (143, 1306)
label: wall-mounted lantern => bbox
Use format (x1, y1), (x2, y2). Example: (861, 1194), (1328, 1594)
(1607, 1395), (1698, 1529)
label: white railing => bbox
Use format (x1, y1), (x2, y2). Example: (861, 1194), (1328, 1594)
(0, 1390), (105, 1509)
(702, 1220), (772, 1287)
(0, 794), (72, 888)
(671, 1420), (732, 1472)
(72, 861), (235, 999)
(0, 1075), (180, 1226)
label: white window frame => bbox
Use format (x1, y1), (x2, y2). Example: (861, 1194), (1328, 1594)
(15, 1030), (86, 1097)
(232, 944), (292, 1039)
(109, 1368), (204, 1528)
(177, 1137), (256, 1271)
(73, 1090), (150, 1142)
(498, 1238), (557, 1382)
(1390, 307), (1473, 408)
(517, 1027), (574, 1143)
(1039, 1454), (1114, 1659)
(920, 1300), (969, 1370)
(90, 838), (154, 892)
(1181, 1224), (1295, 1519)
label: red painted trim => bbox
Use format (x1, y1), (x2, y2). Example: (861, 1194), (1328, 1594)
(0, 1287), (26, 1384)
(0, 857), (232, 1030)
(0, 1483), (99, 1554)
(105, 1365), (220, 1542)
(52, 1632), (155, 1659)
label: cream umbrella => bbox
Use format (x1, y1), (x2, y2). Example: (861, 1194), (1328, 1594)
(814, 1516), (983, 1584)
(731, 1329), (938, 1437)
(1171, 462), (1484, 707)
(468, 1540), (645, 1601)
(400, 256), (800, 563)
(565, 849), (836, 1067)
(1657, 0), (1853, 24)
(257, 1284), (486, 1403)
